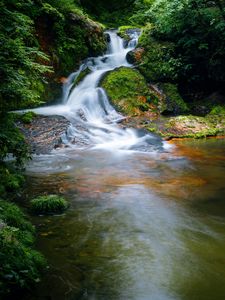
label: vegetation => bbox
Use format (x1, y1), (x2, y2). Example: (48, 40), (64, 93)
(101, 67), (151, 116)
(129, 0), (225, 103)
(31, 195), (69, 215)
(0, 0), (225, 296)
(0, 113), (30, 196)
(0, 200), (46, 297)
(0, 1), (106, 298)
(81, 0), (135, 27)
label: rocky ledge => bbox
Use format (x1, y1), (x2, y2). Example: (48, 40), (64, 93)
(17, 115), (70, 155)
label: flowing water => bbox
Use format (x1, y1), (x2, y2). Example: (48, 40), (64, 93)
(22, 31), (225, 300)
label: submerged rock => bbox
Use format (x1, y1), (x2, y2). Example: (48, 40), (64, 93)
(17, 115), (70, 155)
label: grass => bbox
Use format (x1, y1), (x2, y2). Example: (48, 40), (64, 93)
(31, 195), (69, 215)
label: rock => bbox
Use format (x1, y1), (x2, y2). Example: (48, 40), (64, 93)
(17, 115), (70, 155)
(105, 32), (111, 43)
(126, 48), (145, 65)
(159, 83), (189, 115)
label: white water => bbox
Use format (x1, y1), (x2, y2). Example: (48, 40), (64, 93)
(30, 30), (164, 153)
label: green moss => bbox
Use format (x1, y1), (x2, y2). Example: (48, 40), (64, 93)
(31, 195), (69, 215)
(101, 67), (153, 116)
(209, 105), (225, 115)
(146, 114), (224, 139)
(160, 83), (189, 115)
(70, 67), (92, 93)
(0, 200), (46, 297)
(118, 26), (138, 40)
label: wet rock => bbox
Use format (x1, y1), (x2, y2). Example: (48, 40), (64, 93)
(126, 48), (145, 65)
(17, 115), (70, 155)
(105, 32), (111, 42)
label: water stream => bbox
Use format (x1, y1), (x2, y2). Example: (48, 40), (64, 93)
(22, 31), (225, 300)
(31, 30), (163, 153)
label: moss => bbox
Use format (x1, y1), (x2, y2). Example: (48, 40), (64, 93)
(209, 105), (225, 115)
(70, 67), (92, 93)
(118, 26), (139, 40)
(160, 83), (189, 115)
(101, 67), (153, 116)
(146, 114), (224, 139)
(0, 200), (46, 297)
(31, 195), (69, 215)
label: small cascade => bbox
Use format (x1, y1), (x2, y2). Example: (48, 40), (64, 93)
(31, 30), (164, 153)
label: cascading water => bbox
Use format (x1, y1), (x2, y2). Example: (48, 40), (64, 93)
(31, 30), (163, 153)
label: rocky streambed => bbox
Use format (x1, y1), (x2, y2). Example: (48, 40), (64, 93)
(17, 115), (70, 155)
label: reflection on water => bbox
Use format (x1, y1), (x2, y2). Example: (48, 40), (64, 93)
(23, 138), (225, 300)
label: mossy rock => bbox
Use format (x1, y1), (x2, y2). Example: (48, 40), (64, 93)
(145, 114), (225, 139)
(118, 26), (141, 41)
(31, 195), (69, 215)
(101, 67), (156, 116)
(69, 66), (92, 95)
(160, 83), (189, 115)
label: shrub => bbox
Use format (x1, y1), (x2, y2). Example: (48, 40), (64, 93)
(31, 195), (69, 215)
(0, 200), (46, 297)
(19, 112), (37, 124)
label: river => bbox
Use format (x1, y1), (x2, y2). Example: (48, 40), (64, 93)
(22, 31), (225, 300)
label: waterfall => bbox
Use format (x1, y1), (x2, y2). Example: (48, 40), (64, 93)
(30, 30), (163, 152)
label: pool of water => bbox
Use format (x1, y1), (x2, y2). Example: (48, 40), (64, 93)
(22, 138), (225, 300)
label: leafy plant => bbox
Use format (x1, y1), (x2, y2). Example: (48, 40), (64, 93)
(0, 200), (46, 297)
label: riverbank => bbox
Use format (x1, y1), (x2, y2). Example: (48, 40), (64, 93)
(122, 114), (225, 140)
(16, 115), (70, 155)
(15, 110), (225, 156)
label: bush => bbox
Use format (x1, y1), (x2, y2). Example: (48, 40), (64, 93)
(31, 195), (69, 215)
(20, 111), (37, 124)
(137, 26), (181, 82)
(0, 200), (46, 297)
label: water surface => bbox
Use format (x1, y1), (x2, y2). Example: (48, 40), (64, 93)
(23, 138), (225, 300)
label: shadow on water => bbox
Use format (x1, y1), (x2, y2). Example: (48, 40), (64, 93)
(21, 138), (225, 300)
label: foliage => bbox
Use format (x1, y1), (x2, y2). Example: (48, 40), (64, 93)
(0, 200), (46, 297)
(137, 26), (182, 82)
(31, 195), (69, 215)
(131, 0), (225, 99)
(15, 111), (37, 124)
(0, 0), (53, 112)
(101, 67), (151, 116)
(0, 114), (30, 166)
(0, 113), (31, 197)
(81, 0), (135, 27)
